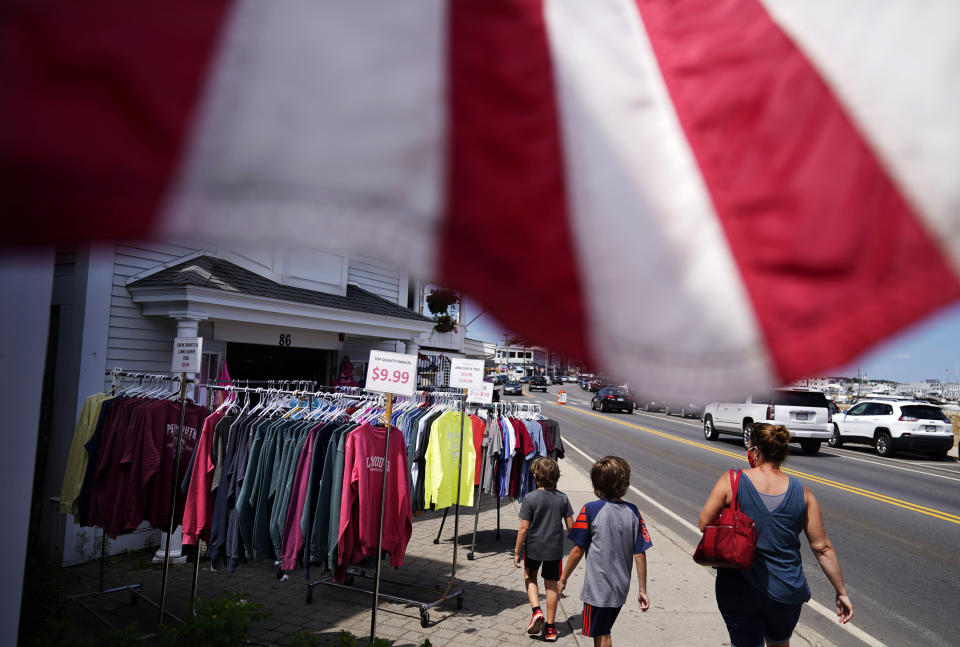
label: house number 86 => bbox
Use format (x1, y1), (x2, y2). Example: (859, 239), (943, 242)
(279, 334), (292, 346)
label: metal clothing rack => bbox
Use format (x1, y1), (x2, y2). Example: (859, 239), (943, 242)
(458, 401), (543, 559)
(302, 388), (467, 630)
(63, 369), (188, 633)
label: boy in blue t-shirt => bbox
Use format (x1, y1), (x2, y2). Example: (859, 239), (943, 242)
(558, 456), (652, 647)
(514, 457), (574, 642)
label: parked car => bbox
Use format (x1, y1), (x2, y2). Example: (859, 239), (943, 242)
(529, 376), (549, 392)
(503, 381), (523, 396)
(518, 375), (531, 383)
(563, 375), (576, 383)
(666, 402), (704, 419)
(592, 387), (635, 413)
(637, 398), (668, 413)
(588, 378), (608, 392)
(831, 399), (954, 459)
(702, 389), (833, 455)
(580, 377), (591, 390)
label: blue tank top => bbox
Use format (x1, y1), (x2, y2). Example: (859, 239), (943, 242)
(736, 473), (811, 605)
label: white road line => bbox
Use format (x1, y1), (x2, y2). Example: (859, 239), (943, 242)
(564, 438), (887, 647)
(565, 439), (700, 535)
(819, 448), (960, 482)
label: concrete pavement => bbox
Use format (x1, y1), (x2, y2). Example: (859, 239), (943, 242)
(52, 456), (840, 646)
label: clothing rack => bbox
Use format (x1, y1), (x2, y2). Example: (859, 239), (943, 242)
(459, 401), (544, 559)
(197, 383), (465, 632)
(304, 387), (467, 630)
(63, 369), (189, 634)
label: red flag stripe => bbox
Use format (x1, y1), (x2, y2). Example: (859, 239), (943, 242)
(633, 0), (960, 382)
(0, 1), (231, 245)
(444, 0), (594, 367)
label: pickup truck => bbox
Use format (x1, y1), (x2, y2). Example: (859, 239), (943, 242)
(702, 389), (833, 455)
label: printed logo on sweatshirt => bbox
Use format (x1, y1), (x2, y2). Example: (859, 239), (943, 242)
(165, 423), (198, 448)
(366, 456), (391, 472)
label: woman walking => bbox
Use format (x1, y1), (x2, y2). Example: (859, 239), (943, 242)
(699, 423), (853, 647)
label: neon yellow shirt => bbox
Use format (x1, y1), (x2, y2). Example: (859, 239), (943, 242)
(425, 411), (476, 509)
(59, 393), (108, 518)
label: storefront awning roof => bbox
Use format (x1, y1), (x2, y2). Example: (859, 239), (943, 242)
(129, 255), (430, 323)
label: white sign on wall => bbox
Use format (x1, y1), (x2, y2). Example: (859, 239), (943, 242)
(449, 358), (485, 390)
(172, 337), (203, 373)
(466, 382), (494, 404)
(366, 350), (418, 397)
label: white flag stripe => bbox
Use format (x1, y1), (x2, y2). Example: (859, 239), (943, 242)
(164, 0), (448, 277)
(545, 0), (775, 400)
(761, 0), (960, 274)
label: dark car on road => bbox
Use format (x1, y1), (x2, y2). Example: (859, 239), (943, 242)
(503, 381), (523, 396)
(529, 377), (549, 392)
(666, 402), (704, 418)
(588, 378), (608, 392)
(592, 387), (634, 413)
(636, 398), (669, 413)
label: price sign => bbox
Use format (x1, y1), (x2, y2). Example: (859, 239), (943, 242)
(449, 358), (484, 389)
(365, 350), (418, 396)
(467, 382), (494, 404)
(171, 337), (202, 373)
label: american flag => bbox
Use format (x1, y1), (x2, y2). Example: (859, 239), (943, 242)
(3, 0), (960, 401)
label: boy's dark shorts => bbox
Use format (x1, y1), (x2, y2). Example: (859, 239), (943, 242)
(582, 602), (621, 637)
(524, 557), (561, 581)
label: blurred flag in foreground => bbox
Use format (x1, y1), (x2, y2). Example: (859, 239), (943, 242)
(2, 0), (959, 400)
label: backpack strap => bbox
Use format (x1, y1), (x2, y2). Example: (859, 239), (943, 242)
(728, 469), (743, 511)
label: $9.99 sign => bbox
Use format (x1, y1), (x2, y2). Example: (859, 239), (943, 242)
(365, 350), (418, 397)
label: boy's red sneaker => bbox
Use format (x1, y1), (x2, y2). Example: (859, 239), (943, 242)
(544, 626), (559, 642)
(527, 608), (545, 634)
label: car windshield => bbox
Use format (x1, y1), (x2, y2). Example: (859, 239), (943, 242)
(900, 405), (949, 421)
(506, 381), (520, 386)
(773, 390), (828, 407)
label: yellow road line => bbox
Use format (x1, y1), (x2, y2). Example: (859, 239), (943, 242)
(566, 406), (960, 525)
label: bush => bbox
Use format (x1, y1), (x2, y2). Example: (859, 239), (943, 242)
(161, 592), (268, 647)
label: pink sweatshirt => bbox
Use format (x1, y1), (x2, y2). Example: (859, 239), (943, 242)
(181, 411), (223, 545)
(335, 423), (412, 581)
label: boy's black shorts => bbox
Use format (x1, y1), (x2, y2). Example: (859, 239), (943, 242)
(524, 557), (561, 581)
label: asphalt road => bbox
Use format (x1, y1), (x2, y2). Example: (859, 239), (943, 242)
(511, 384), (960, 647)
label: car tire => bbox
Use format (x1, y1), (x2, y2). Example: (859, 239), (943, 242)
(800, 440), (821, 456)
(600, 402), (607, 413)
(664, 405), (670, 416)
(680, 408), (686, 418)
(742, 421), (754, 449)
(703, 416), (719, 441)
(929, 449), (948, 461)
(875, 432), (894, 457)
(828, 424), (843, 448)
(644, 402), (650, 412)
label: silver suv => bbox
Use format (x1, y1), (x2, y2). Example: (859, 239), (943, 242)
(831, 399), (954, 459)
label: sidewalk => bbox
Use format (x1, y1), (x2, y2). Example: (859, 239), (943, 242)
(51, 458), (836, 646)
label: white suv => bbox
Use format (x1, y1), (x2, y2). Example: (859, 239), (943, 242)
(831, 399), (954, 459)
(702, 389), (832, 455)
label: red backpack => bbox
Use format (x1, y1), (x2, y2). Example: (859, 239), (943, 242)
(694, 469), (758, 569)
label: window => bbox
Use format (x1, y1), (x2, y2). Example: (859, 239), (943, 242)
(900, 405), (949, 422)
(525, 352), (532, 359)
(864, 403), (887, 416)
(846, 403), (869, 416)
(773, 390), (828, 407)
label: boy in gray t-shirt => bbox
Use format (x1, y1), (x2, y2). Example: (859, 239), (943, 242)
(515, 457), (574, 642)
(559, 456), (652, 646)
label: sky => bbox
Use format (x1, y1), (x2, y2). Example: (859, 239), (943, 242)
(462, 298), (960, 385)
